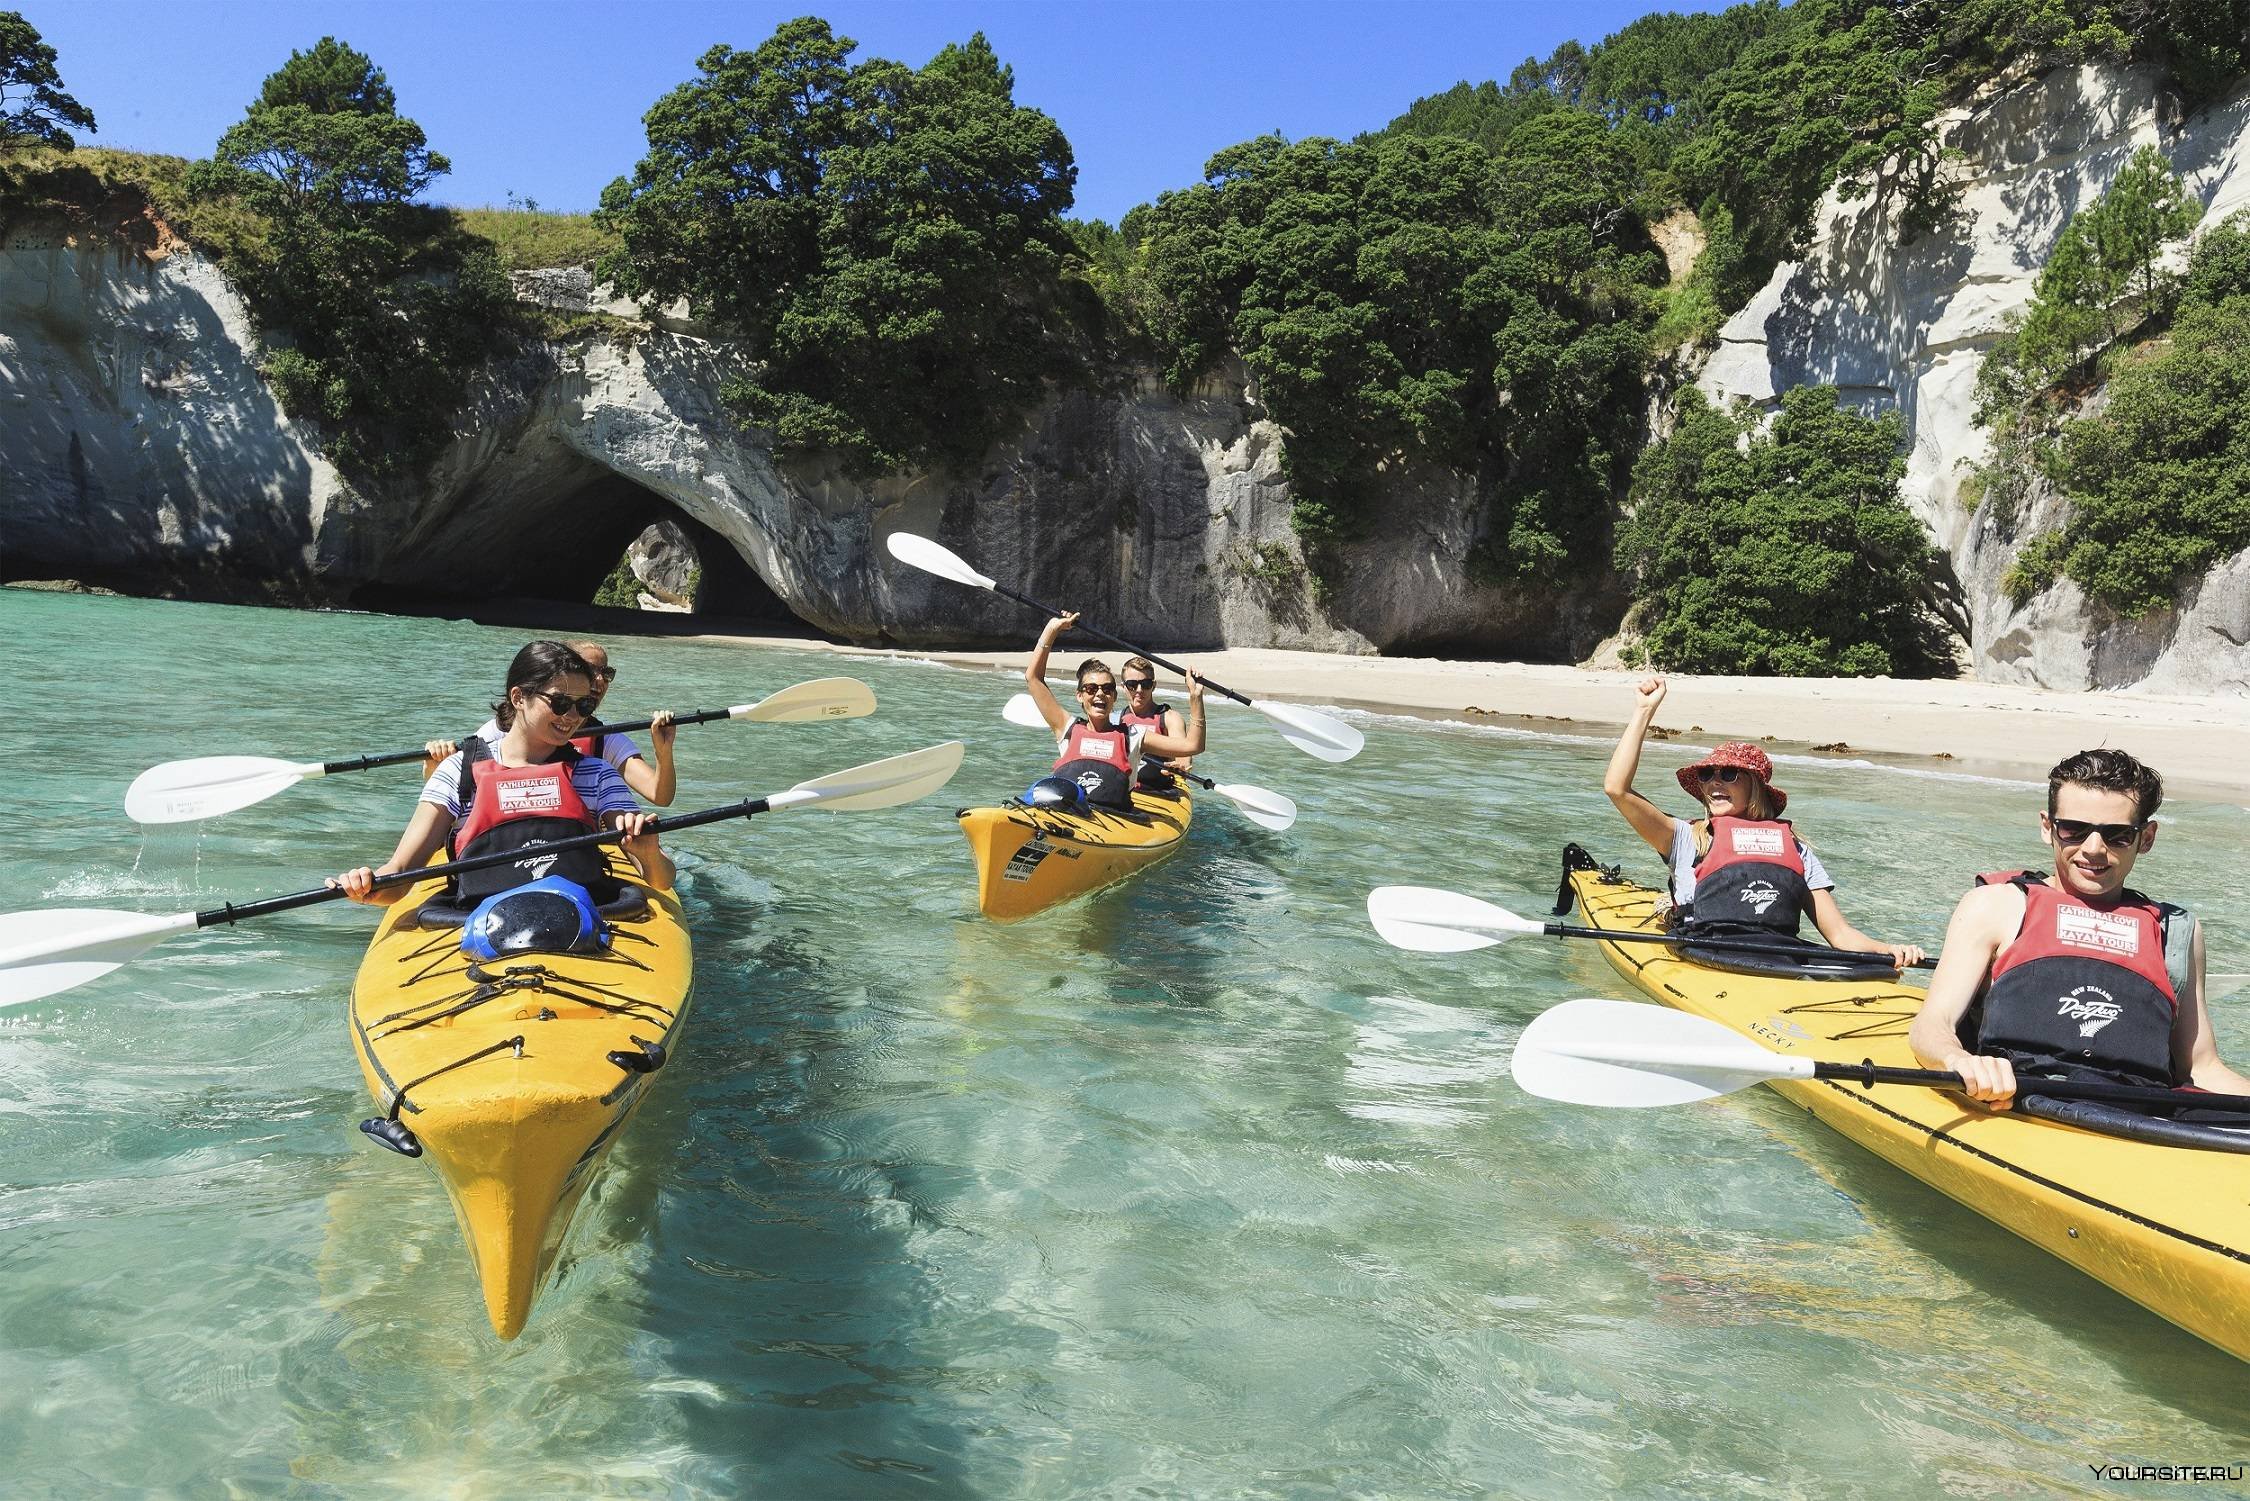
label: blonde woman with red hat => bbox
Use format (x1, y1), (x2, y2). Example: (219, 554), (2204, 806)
(1602, 676), (1924, 968)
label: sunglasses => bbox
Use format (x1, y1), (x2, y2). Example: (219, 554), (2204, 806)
(1121, 678), (1155, 691)
(591, 666), (618, 683)
(2050, 818), (2144, 847)
(1079, 682), (1117, 696)
(531, 689), (602, 717)
(1693, 766), (1748, 785)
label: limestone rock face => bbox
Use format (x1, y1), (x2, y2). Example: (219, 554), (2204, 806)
(626, 519), (699, 606)
(0, 236), (1593, 655)
(1700, 62), (2250, 692)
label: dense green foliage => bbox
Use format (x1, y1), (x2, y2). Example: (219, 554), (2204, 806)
(2040, 233), (2250, 615)
(596, 17), (1078, 473)
(592, 555), (641, 609)
(0, 10), (93, 149)
(185, 38), (518, 473)
(1616, 387), (1951, 676)
(1122, 116), (1660, 570)
(1977, 147), (2200, 408)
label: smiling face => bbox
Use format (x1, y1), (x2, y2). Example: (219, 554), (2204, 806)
(1076, 670), (1118, 728)
(2042, 784), (2156, 901)
(1694, 767), (1766, 820)
(511, 670), (596, 751)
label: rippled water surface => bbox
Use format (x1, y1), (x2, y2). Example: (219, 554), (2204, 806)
(3, 589), (2248, 1497)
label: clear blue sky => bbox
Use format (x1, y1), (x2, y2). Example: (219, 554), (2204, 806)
(23, 0), (1722, 225)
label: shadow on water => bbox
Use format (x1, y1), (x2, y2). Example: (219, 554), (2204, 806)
(1736, 1089), (2250, 1432)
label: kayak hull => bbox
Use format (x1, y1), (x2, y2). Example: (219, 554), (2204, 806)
(1568, 851), (2250, 1363)
(957, 784), (1191, 922)
(348, 853), (692, 1339)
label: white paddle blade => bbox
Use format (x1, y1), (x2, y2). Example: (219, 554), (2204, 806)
(1211, 782), (1296, 831)
(0, 909), (198, 1006)
(125, 756), (319, 824)
(1252, 699), (1364, 763)
(1365, 885), (1542, 953)
(737, 677), (878, 723)
(766, 740), (966, 814)
(1002, 692), (1050, 729)
(885, 532), (996, 591)
(1510, 998), (1810, 1108)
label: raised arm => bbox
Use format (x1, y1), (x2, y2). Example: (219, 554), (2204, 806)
(618, 712), (678, 806)
(1141, 670), (1206, 759)
(1024, 613), (1078, 735)
(1604, 676), (1679, 856)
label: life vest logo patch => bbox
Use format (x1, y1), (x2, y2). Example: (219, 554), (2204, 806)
(1737, 878), (1781, 915)
(497, 779), (565, 816)
(1729, 826), (1786, 857)
(2056, 904), (2141, 956)
(1078, 737), (1118, 760)
(2057, 984), (2123, 1038)
(1075, 771), (1105, 793)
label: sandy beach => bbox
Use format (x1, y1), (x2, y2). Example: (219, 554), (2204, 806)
(688, 631), (2250, 803)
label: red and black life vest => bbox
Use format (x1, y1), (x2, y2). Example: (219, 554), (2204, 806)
(569, 716), (607, 761)
(1973, 871), (2181, 1089)
(1678, 816), (1813, 936)
(1117, 704), (1174, 788)
(449, 736), (609, 900)
(1054, 718), (1135, 809)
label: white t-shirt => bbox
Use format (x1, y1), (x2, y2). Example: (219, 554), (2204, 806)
(1667, 818), (1833, 904)
(471, 718), (641, 769)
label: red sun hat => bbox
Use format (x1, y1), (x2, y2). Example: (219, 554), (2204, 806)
(1677, 741), (1787, 814)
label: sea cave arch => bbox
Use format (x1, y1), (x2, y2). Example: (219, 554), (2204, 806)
(357, 462), (809, 634)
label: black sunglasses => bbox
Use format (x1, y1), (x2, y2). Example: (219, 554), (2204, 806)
(1693, 766), (1745, 785)
(2051, 817), (2144, 847)
(1079, 681), (1117, 695)
(532, 689), (601, 717)
(1121, 678), (1155, 691)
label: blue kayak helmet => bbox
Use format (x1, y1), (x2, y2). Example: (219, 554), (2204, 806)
(1023, 775), (1088, 812)
(460, 875), (611, 960)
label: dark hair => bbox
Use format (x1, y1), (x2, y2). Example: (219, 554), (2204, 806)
(492, 640), (594, 729)
(2048, 747), (2163, 822)
(1075, 658), (1114, 687)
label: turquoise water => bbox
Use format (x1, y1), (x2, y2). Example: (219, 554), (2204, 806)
(3, 587), (2247, 1497)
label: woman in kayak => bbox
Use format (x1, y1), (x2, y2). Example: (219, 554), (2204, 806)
(1023, 613), (1206, 810)
(1116, 655), (1192, 788)
(1603, 675), (1923, 967)
(334, 640), (674, 906)
(421, 638), (678, 806)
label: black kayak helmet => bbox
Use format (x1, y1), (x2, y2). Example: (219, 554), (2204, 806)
(1023, 775), (1089, 811)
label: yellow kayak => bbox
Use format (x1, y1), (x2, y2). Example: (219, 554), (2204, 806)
(347, 852), (692, 1339)
(1565, 846), (2250, 1363)
(957, 784), (1191, 922)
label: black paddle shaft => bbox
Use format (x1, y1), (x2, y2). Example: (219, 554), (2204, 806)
(320, 708), (738, 775)
(1810, 1059), (2250, 1115)
(1545, 921), (1937, 971)
(993, 582), (1252, 708)
(188, 797), (773, 929)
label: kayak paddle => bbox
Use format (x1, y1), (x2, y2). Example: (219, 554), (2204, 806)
(124, 676), (880, 825)
(1365, 885), (1935, 969)
(6, 740), (963, 1007)
(999, 693), (1298, 831)
(1512, 997), (2250, 1114)
(885, 531), (1363, 763)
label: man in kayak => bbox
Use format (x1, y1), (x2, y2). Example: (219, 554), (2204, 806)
(422, 638), (678, 805)
(1116, 656), (1192, 789)
(335, 640), (673, 905)
(1603, 676), (1924, 967)
(1909, 747), (2250, 1108)
(1023, 613), (1205, 809)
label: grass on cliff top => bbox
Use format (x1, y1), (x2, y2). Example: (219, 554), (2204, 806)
(1, 146), (614, 273)
(452, 206), (617, 270)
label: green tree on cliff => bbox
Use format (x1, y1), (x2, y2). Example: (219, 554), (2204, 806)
(187, 38), (514, 472)
(0, 11), (95, 150)
(595, 18), (1078, 473)
(1617, 387), (1952, 676)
